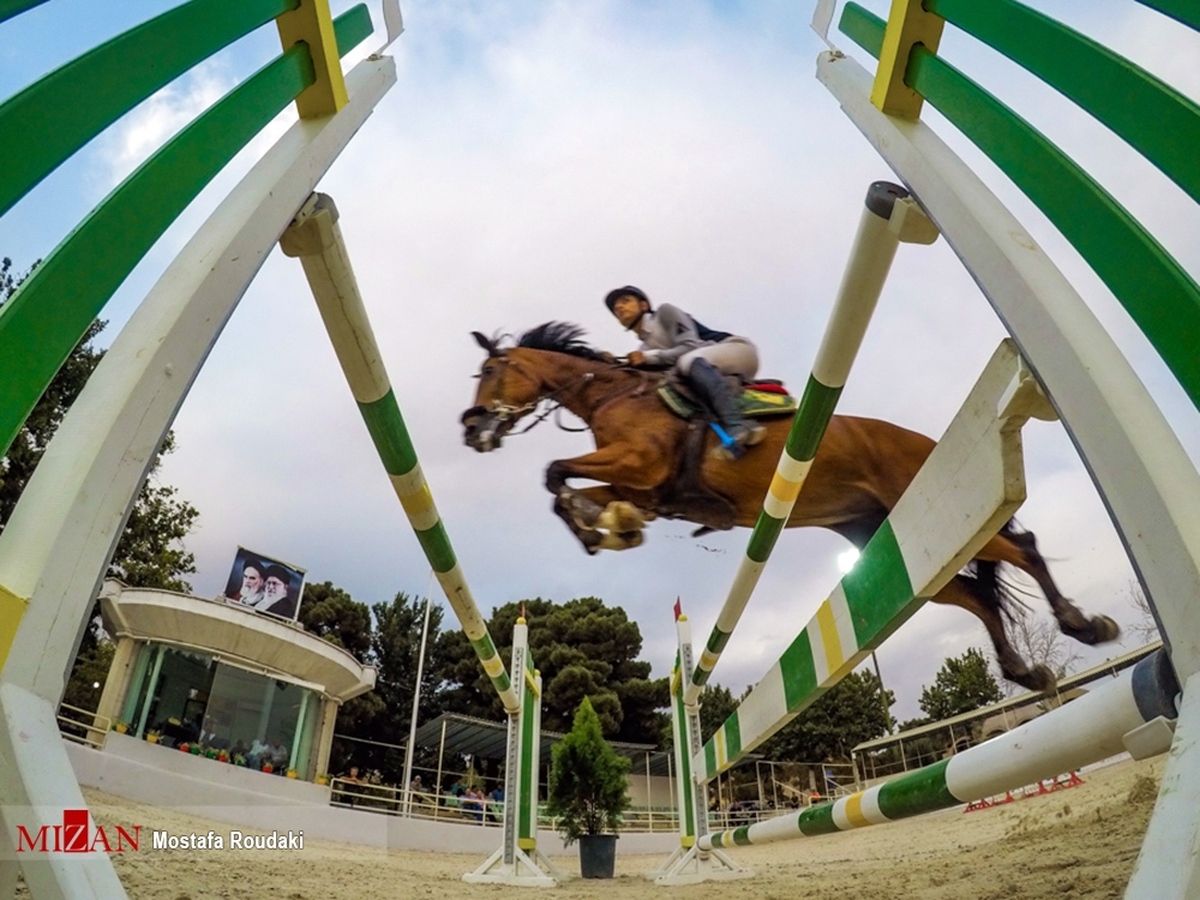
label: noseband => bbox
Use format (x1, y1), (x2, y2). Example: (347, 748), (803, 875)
(462, 356), (595, 435)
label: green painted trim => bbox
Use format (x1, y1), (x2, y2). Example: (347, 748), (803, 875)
(839, 4), (1200, 411)
(876, 758), (957, 819)
(358, 391), (418, 476)
(723, 710), (742, 761)
(0, 0), (295, 219)
(489, 671), (514, 697)
(705, 629), (731, 657)
(0, 46), (312, 459)
(797, 801), (838, 837)
(673, 679), (695, 838)
(0, 8), (372, 459)
(841, 520), (915, 644)
(0, 0), (47, 23)
(907, 45), (1200, 411)
(416, 522), (457, 573)
(745, 512), (786, 563)
(778, 629), (818, 711)
(518, 683), (537, 839)
(470, 632), (497, 661)
(839, 3), (885, 57)
(334, 4), (374, 56)
(703, 739), (716, 778)
(1135, 0), (1200, 31)
(784, 376), (843, 462)
(927, 0), (1200, 205)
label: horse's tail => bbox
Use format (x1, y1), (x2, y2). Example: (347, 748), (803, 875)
(962, 521), (1034, 624)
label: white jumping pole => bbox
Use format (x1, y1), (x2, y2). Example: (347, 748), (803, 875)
(659, 337), (1052, 883)
(702, 649), (1178, 850)
(683, 181), (938, 710)
(281, 194), (559, 886)
(280, 193), (521, 715)
(650, 610), (749, 885)
(0, 55), (395, 900)
(401, 579), (433, 817)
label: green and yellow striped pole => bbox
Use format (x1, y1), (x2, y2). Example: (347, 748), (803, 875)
(701, 648), (1177, 850)
(696, 339), (1039, 781)
(684, 181), (938, 709)
(280, 193), (519, 713)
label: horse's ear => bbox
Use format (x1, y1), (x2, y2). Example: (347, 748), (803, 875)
(471, 331), (496, 353)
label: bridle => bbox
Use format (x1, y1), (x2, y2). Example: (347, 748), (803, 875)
(462, 354), (594, 439)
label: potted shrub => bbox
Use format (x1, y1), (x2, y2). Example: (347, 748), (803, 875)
(546, 697), (631, 879)
(178, 742), (190, 753)
(112, 721), (129, 735)
(145, 731), (160, 744)
(286, 769), (298, 779)
(262, 762), (274, 774)
(234, 754), (247, 767)
(315, 773), (329, 786)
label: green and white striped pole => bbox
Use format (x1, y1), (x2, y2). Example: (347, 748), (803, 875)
(280, 192), (519, 714)
(652, 606), (750, 885)
(696, 339), (1044, 781)
(465, 616), (561, 885)
(684, 182), (939, 709)
(701, 648), (1178, 850)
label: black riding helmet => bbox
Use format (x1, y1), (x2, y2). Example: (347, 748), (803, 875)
(604, 285), (652, 313)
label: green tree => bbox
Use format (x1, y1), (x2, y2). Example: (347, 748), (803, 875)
(107, 433), (198, 593)
(305, 586), (454, 781)
(919, 648), (1003, 721)
(298, 581), (373, 663)
(439, 597), (669, 744)
(546, 697), (631, 843)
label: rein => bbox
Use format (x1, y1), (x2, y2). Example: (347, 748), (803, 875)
(482, 356), (635, 437)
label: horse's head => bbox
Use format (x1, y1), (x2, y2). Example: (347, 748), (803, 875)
(461, 331), (545, 452)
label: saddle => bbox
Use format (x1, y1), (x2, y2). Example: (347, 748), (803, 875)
(653, 375), (798, 535)
(656, 379), (798, 420)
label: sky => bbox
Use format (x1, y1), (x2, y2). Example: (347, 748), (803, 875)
(2, 0), (1198, 726)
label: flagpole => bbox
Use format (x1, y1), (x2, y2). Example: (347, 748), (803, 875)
(403, 570), (435, 816)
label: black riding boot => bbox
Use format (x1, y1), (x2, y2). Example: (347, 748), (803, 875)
(687, 359), (764, 460)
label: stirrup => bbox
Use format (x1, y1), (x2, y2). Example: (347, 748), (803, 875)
(710, 422), (764, 461)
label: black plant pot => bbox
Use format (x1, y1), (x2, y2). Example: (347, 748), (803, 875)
(578, 833), (617, 878)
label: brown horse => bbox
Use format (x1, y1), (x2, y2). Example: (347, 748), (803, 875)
(461, 322), (1119, 690)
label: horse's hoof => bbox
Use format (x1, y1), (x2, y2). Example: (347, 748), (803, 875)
(1005, 662), (1056, 693)
(597, 501), (644, 533)
(618, 531), (644, 549)
(1060, 611), (1122, 645)
(1090, 614), (1121, 643)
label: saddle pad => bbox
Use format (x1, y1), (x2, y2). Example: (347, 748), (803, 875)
(657, 383), (798, 420)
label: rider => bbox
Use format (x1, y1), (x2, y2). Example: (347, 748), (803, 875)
(604, 285), (764, 459)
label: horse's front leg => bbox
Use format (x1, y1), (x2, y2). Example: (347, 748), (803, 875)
(545, 447), (666, 554)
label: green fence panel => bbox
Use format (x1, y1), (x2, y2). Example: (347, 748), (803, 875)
(928, 0), (1200, 205)
(0, 0), (298, 218)
(839, 3), (1200, 412)
(0, 7), (374, 458)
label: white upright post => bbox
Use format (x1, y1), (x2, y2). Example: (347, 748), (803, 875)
(402, 584), (433, 816)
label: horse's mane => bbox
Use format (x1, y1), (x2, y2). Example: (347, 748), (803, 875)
(516, 322), (606, 361)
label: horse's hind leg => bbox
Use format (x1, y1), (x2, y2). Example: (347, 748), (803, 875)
(976, 527), (1120, 645)
(930, 575), (1056, 691)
